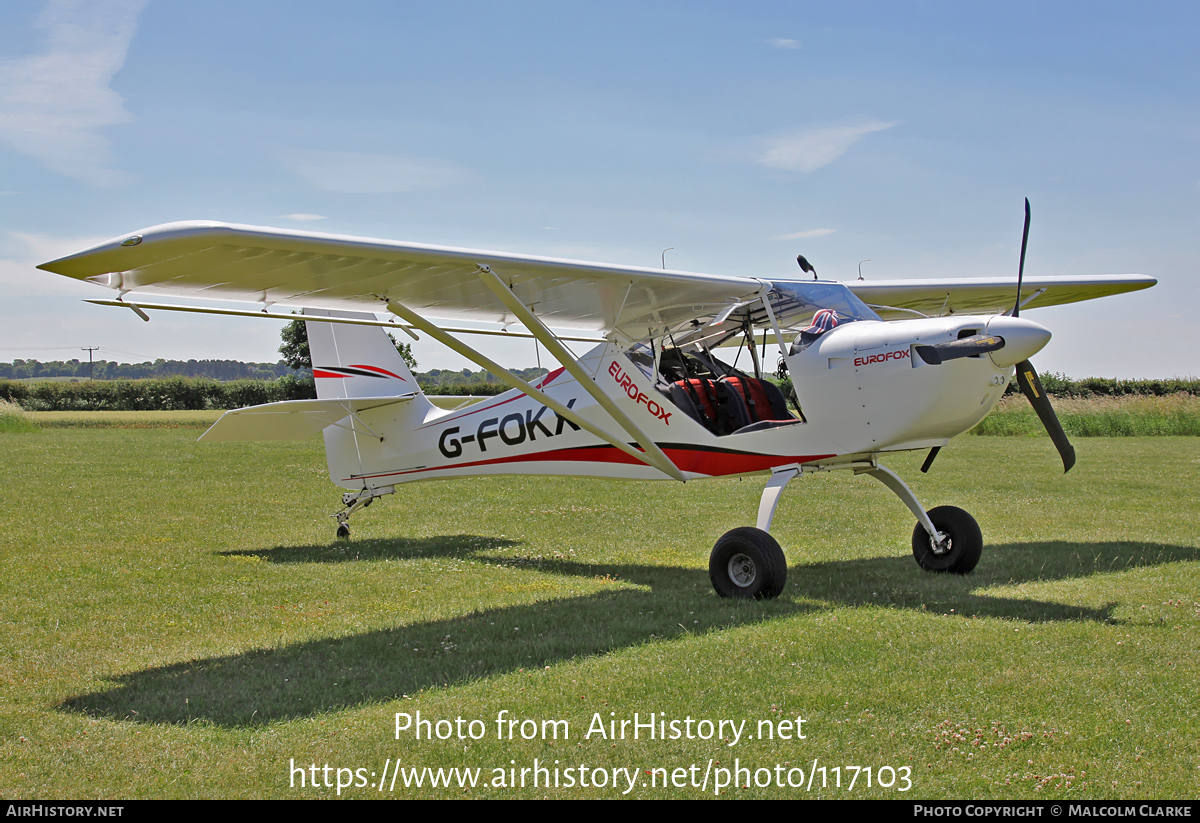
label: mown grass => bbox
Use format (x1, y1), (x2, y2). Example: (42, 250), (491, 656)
(0, 428), (1196, 799)
(972, 394), (1200, 437)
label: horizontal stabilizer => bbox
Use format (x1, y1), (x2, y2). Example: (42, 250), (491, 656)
(199, 395), (418, 442)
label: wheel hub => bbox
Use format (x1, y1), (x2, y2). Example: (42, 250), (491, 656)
(727, 553), (757, 587)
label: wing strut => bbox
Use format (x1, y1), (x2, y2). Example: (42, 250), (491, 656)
(383, 298), (685, 482)
(477, 268), (686, 482)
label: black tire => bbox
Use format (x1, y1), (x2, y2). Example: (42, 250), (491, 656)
(336, 523), (351, 539)
(709, 527), (787, 599)
(911, 506), (982, 574)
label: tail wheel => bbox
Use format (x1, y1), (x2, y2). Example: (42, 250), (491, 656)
(911, 506), (982, 574)
(709, 527), (787, 599)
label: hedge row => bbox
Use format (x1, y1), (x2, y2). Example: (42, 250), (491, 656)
(1007, 373), (1199, 398)
(0, 377), (509, 411)
(0, 376), (318, 411)
(6, 372), (1195, 412)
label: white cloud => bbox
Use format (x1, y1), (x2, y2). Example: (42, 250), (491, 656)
(773, 228), (835, 240)
(284, 149), (472, 193)
(2, 231), (114, 297)
(0, 0), (146, 186)
(758, 121), (897, 173)
(766, 38), (800, 49)
(10, 230), (112, 264)
(280, 213), (327, 221)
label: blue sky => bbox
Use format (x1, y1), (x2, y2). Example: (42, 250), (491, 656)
(1, 1), (1196, 376)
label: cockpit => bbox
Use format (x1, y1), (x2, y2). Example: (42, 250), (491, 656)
(621, 280), (879, 436)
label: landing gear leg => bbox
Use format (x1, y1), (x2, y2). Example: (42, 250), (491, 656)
(331, 485), (395, 539)
(860, 464), (982, 574)
(756, 466), (800, 533)
(709, 528), (787, 599)
(708, 466), (799, 600)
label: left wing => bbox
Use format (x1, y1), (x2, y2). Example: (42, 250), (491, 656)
(846, 274), (1156, 319)
(37, 221), (762, 334)
(38, 221), (1157, 331)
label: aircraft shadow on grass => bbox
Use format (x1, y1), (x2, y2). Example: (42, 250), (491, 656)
(59, 538), (1196, 727)
(218, 534), (524, 563)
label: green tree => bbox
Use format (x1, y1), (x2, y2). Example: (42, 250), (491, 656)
(279, 319), (417, 371)
(279, 319), (311, 371)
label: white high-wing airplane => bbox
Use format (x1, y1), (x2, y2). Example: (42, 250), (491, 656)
(38, 204), (1155, 599)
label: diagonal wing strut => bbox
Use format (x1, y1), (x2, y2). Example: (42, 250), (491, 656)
(384, 296), (686, 482)
(478, 267), (685, 482)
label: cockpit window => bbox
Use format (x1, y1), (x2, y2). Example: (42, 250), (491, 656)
(765, 280), (881, 329)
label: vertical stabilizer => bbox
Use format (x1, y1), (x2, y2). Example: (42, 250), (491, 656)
(304, 309), (419, 399)
(303, 309), (434, 489)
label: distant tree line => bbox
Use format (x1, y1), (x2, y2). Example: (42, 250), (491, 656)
(0, 358), (299, 381)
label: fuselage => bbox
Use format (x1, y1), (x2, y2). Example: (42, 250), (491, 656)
(323, 314), (1052, 490)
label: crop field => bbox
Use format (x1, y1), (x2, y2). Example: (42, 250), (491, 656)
(972, 395), (1200, 438)
(0, 423), (1197, 799)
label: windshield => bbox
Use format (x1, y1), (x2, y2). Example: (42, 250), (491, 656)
(764, 280), (881, 329)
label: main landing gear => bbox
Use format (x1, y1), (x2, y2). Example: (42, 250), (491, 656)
(708, 461), (983, 599)
(709, 527), (788, 599)
(332, 485), (394, 539)
(709, 465), (798, 599)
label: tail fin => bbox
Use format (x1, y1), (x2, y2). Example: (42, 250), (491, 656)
(304, 309), (418, 399)
(303, 309), (435, 489)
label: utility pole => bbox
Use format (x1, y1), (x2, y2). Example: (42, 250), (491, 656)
(81, 346), (99, 380)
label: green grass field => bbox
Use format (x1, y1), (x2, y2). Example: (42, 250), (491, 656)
(0, 425), (1196, 799)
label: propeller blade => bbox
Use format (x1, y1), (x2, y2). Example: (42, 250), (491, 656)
(914, 334), (1005, 365)
(1015, 359), (1076, 472)
(1013, 198), (1031, 318)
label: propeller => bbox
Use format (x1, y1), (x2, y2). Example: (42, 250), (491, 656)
(1013, 198), (1031, 318)
(1015, 358), (1076, 472)
(1010, 199), (1076, 473)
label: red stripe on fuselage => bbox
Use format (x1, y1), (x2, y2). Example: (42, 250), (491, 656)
(533, 366), (565, 389)
(347, 443), (836, 482)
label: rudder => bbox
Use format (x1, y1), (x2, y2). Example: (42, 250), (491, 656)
(304, 309), (419, 399)
(302, 309), (434, 490)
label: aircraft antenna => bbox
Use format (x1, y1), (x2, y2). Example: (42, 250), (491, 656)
(661, 248), (674, 269)
(858, 259), (870, 280)
(796, 255), (817, 280)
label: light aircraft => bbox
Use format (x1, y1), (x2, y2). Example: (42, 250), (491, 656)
(38, 202), (1155, 599)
